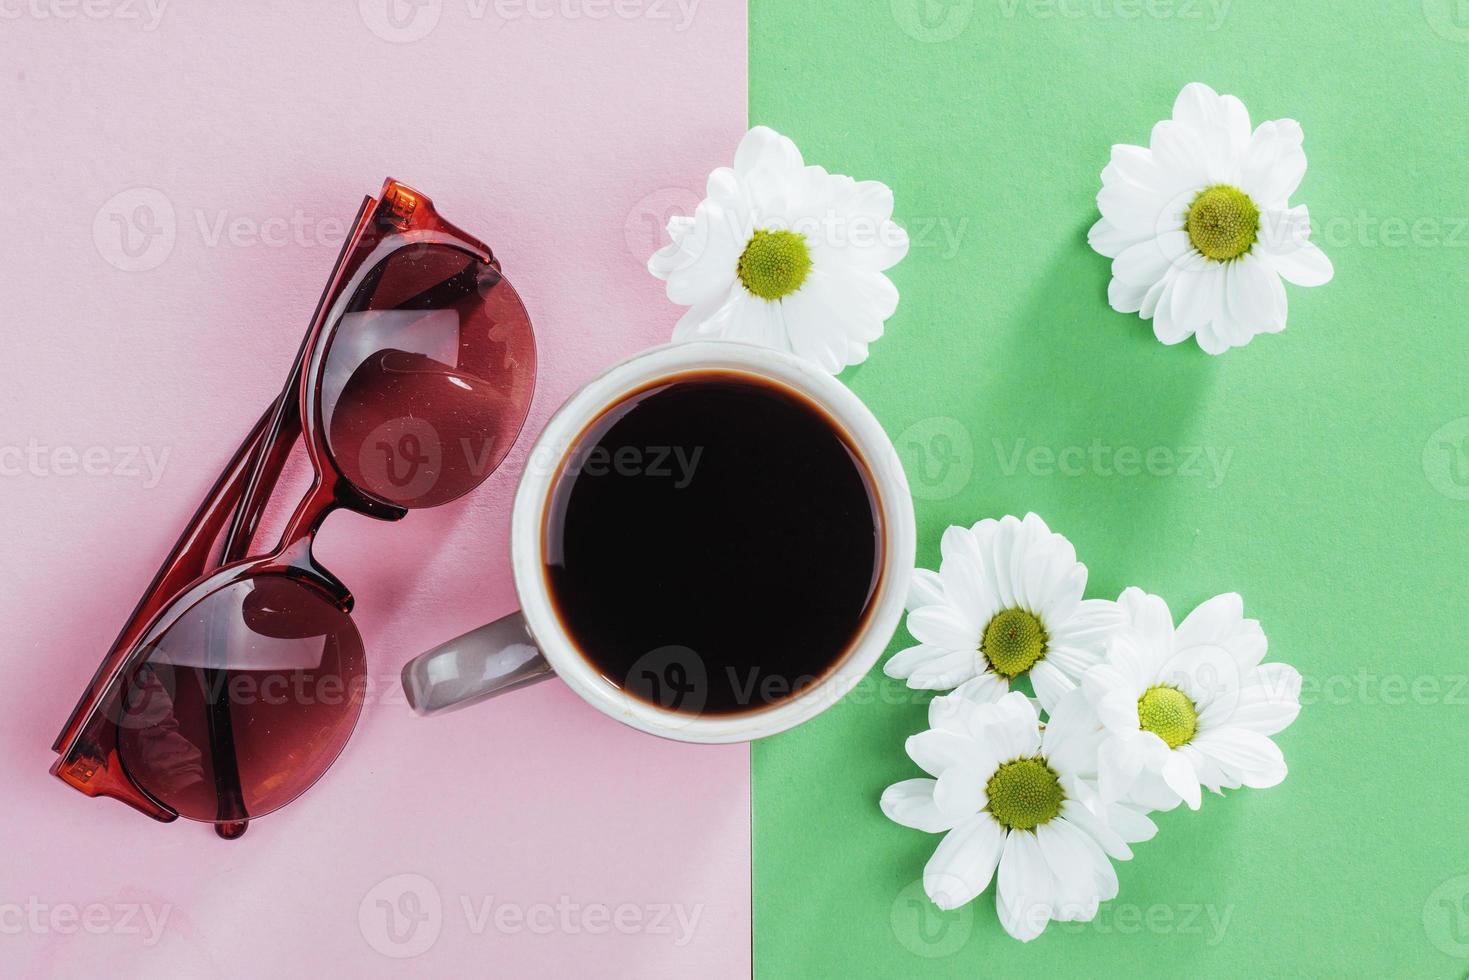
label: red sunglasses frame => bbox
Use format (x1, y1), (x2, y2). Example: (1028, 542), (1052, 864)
(50, 179), (533, 838)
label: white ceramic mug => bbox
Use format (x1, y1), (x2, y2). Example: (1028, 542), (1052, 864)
(400, 341), (915, 743)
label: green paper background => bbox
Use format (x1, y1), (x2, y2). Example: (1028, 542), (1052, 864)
(749, 1), (1469, 975)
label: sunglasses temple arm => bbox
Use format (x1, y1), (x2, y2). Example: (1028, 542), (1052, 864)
(401, 612), (554, 715)
(219, 194), (382, 565)
(51, 403), (276, 754)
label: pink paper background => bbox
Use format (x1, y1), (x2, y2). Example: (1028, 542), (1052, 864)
(0, 2), (748, 976)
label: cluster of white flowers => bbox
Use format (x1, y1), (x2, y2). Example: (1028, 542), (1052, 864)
(881, 513), (1302, 941)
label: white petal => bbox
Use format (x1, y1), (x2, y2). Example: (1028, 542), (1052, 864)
(655, 200), (744, 306)
(1039, 688), (1099, 755)
(1218, 663), (1301, 735)
(884, 642), (946, 680)
(808, 218), (910, 275)
(1037, 820), (1112, 920)
(996, 831), (1051, 942)
(1171, 83), (1244, 182)
(1021, 544), (1085, 628)
(1169, 262), (1226, 336)
(670, 291), (733, 343)
(1098, 177), (1175, 236)
(1227, 625), (1273, 675)
(1045, 641), (1107, 681)
(1174, 592), (1244, 649)
(906, 569), (945, 610)
(1117, 586), (1169, 633)
(1256, 204), (1312, 256)
(1238, 119), (1306, 209)
(1059, 799), (1131, 861)
(908, 605), (980, 651)
(923, 815), (1006, 910)
(1089, 215), (1143, 259)
(929, 673), (1011, 733)
(733, 125), (804, 179)
(938, 546), (991, 620)
(780, 286), (852, 375)
(906, 648), (980, 691)
(970, 691), (1043, 759)
(1113, 236), (1175, 289)
(646, 216), (696, 280)
(1041, 704), (1103, 781)
(1108, 275), (1151, 314)
(1126, 770), (1184, 812)
(1094, 689), (1141, 734)
(1223, 253), (1283, 338)
(1097, 731), (1145, 803)
(934, 764), (991, 818)
(1151, 274), (1192, 345)
(1082, 662), (1135, 707)
(1177, 743), (1228, 794)
(1194, 318), (1231, 355)
(1192, 727), (1287, 788)
(1107, 142), (1190, 197)
(1050, 598), (1126, 650)
(671, 284), (786, 350)
(1160, 752), (1203, 810)
(1096, 636), (1152, 696)
(881, 778), (956, 833)
(1138, 273), (1169, 321)
(906, 729), (986, 778)
(1148, 119), (1211, 189)
(1265, 240), (1333, 287)
(1102, 802), (1158, 845)
(1030, 661), (1075, 713)
(982, 516), (1021, 610)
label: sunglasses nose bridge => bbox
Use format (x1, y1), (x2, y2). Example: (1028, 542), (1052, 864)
(333, 477), (410, 525)
(271, 513), (359, 615)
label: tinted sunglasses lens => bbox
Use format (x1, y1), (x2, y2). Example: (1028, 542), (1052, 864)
(115, 575), (365, 824)
(321, 243), (536, 509)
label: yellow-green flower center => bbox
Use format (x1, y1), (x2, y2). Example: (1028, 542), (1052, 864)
(981, 608), (1048, 679)
(985, 756), (1064, 831)
(1137, 685), (1199, 749)
(736, 228), (812, 300)
(1185, 184), (1260, 261)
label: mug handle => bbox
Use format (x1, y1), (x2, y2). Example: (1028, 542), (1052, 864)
(401, 612), (554, 715)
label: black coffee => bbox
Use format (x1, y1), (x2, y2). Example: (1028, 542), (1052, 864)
(542, 371), (882, 716)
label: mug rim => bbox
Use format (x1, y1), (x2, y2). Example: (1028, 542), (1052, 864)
(510, 341), (916, 743)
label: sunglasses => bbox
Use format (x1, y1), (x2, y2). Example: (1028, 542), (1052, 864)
(50, 180), (536, 838)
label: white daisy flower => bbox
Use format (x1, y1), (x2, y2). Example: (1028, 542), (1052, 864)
(1083, 587), (1302, 811)
(881, 689), (1156, 942)
(1088, 82), (1334, 354)
(884, 513), (1125, 712)
(646, 125), (908, 375)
